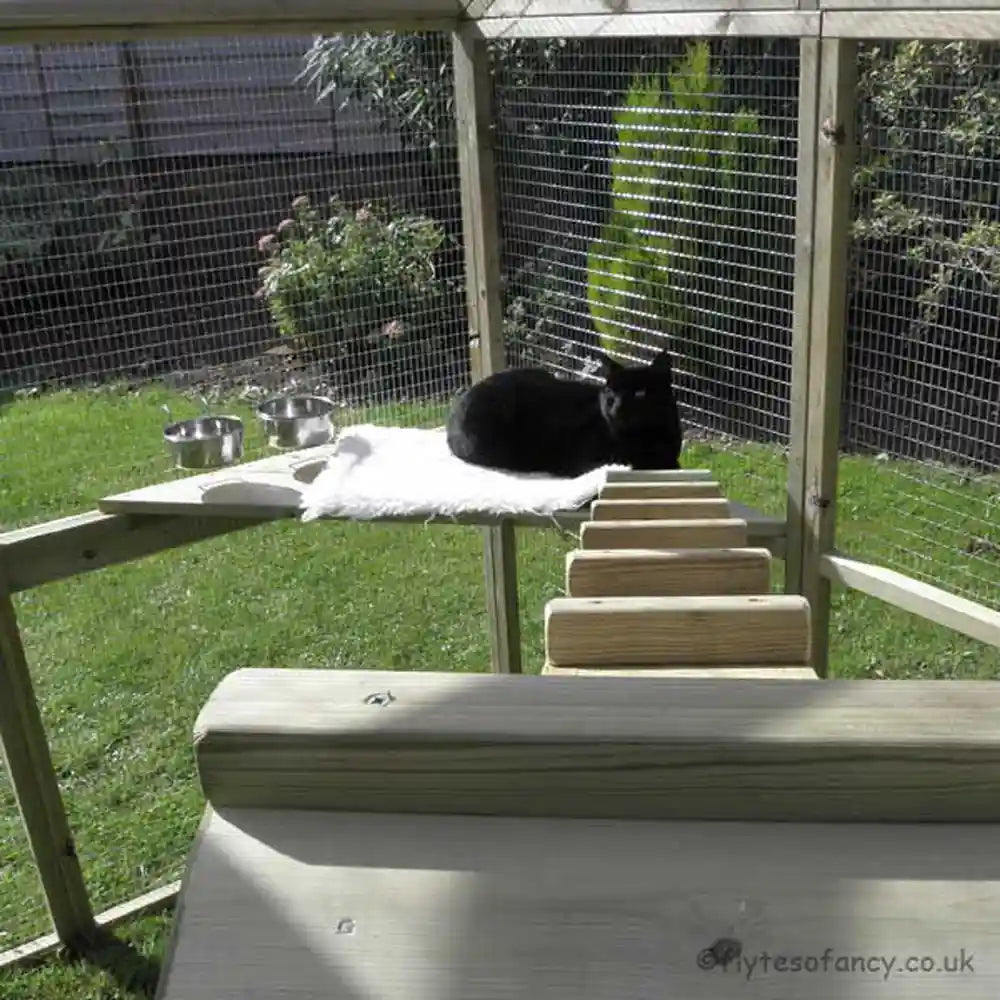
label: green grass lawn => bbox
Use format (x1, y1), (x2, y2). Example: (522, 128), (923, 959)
(2, 384), (1000, 998)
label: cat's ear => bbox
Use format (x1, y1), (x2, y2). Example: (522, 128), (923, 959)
(595, 351), (624, 379)
(649, 348), (674, 374)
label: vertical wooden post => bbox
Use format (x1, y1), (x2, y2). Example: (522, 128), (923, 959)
(453, 26), (522, 674)
(469, 335), (483, 383)
(800, 39), (857, 677)
(785, 37), (821, 597)
(0, 579), (96, 947)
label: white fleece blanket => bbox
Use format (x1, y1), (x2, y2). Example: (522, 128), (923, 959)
(294, 423), (626, 522)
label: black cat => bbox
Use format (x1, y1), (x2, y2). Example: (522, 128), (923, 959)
(445, 348), (683, 477)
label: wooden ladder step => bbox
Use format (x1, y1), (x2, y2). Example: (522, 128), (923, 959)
(604, 468), (714, 482)
(541, 663), (818, 679)
(597, 481), (723, 500)
(580, 518), (748, 550)
(565, 547), (772, 598)
(590, 498), (731, 521)
(544, 594), (811, 668)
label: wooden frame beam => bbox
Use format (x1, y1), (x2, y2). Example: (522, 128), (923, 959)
(0, 0), (460, 37)
(468, 10), (819, 38)
(0, 577), (96, 950)
(822, 553), (1000, 650)
(822, 0), (1000, 7)
(0, 512), (270, 594)
(4, 0), (1000, 44)
(467, 0), (798, 13)
(453, 26), (522, 674)
(823, 9), (1000, 39)
(0, 505), (787, 595)
(798, 37), (856, 678)
(0, 881), (179, 971)
(784, 36), (820, 597)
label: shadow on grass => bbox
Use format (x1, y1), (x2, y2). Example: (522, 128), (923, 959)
(61, 928), (163, 998)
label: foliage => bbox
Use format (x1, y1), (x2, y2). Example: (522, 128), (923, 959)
(852, 40), (1000, 339)
(297, 30), (1000, 377)
(502, 242), (578, 369)
(297, 33), (588, 377)
(299, 32), (453, 154)
(298, 32), (573, 155)
(585, 42), (765, 357)
(0, 167), (71, 264)
(0, 156), (146, 269)
(254, 194), (445, 368)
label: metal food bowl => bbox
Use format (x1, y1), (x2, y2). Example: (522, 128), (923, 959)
(163, 415), (245, 470)
(257, 394), (335, 450)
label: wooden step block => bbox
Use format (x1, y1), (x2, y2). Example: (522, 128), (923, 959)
(192, 668), (1000, 821)
(158, 805), (1000, 1000)
(598, 481), (723, 500)
(604, 468), (713, 482)
(581, 518), (748, 550)
(591, 498), (730, 521)
(545, 595), (810, 667)
(542, 663), (818, 679)
(565, 547), (771, 598)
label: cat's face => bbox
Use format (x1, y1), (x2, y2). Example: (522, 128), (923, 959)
(596, 348), (676, 430)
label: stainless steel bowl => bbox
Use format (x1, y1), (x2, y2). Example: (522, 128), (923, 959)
(257, 394), (335, 450)
(163, 415), (244, 470)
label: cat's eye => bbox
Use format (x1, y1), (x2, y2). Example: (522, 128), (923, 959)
(635, 389), (647, 399)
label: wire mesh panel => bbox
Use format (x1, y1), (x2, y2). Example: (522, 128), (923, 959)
(843, 39), (1000, 612)
(0, 30), (471, 957)
(0, 32), (466, 531)
(492, 37), (800, 516)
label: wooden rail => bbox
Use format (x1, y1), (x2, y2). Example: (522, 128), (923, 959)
(193, 667), (1000, 822)
(4, 2), (1000, 43)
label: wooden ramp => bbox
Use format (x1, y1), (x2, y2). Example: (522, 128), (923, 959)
(156, 668), (1000, 999)
(152, 471), (997, 998)
(544, 469), (817, 680)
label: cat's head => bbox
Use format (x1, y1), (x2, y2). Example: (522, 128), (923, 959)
(595, 348), (677, 431)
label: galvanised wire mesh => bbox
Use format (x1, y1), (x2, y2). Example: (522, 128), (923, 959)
(842, 39), (1000, 612)
(492, 36), (801, 517)
(1, 30), (468, 955)
(0, 32), (466, 532)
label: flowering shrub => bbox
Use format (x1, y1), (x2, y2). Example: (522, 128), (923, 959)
(254, 194), (445, 372)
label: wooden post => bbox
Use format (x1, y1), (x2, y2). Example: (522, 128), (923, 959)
(0, 578), (96, 948)
(800, 39), (857, 677)
(784, 36), (820, 598)
(468, 335), (483, 383)
(453, 26), (521, 674)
